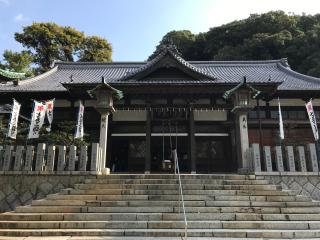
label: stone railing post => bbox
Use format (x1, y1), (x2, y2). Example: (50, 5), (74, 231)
(57, 146), (66, 171)
(263, 146), (273, 172)
(90, 143), (100, 172)
(0, 146), (4, 170)
(24, 145), (34, 171)
(275, 146), (284, 172)
(79, 145), (88, 171)
(307, 143), (318, 172)
(251, 143), (261, 172)
(285, 146), (295, 172)
(68, 145), (77, 171)
(297, 146), (307, 172)
(13, 146), (24, 171)
(45, 145), (56, 171)
(35, 143), (46, 171)
(3, 145), (13, 171)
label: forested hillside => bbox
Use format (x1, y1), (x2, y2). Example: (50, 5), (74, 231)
(150, 11), (320, 77)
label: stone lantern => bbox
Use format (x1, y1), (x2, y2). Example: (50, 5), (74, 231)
(223, 77), (261, 173)
(88, 77), (123, 173)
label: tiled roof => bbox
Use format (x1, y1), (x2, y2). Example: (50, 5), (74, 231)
(116, 46), (215, 81)
(0, 57), (320, 93)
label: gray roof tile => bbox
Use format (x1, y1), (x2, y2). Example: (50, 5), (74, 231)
(1, 58), (320, 92)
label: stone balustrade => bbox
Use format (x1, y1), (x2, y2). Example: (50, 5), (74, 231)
(250, 143), (319, 173)
(0, 143), (105, 174)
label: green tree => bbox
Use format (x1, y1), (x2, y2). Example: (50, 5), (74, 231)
(152, 11), (320, 77)
(79, 36), (112, 62)
(13, 22), (112, 73)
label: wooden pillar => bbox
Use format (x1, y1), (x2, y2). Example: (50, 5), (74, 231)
(189, 104), (196, 173)
(145, 105), (151, 174)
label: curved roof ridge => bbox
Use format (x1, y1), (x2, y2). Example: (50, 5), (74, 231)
(116, 50), (167, 81)
(17, 66), (58, 86)
(277, 62), (320, 85)
(173, 52), (215, 77)
(116, 48), (215, 81)
(52, 59), (286, 66)
(54, 61), (146, 66)
(191, 59), (282, 65)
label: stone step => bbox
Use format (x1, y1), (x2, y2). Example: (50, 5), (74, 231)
(30, 199), (320, 208)
(74, 183), (279, 191)
(31, 200), (205, 207)
(93, 174), (255, 180)
(234, 213), (320, 221)
(15, 206), (83, 213)
(6, 172), (320, 239)
(18, 205), (320, 214)
(84, 179), (269, 185)
(32, 199), (87, 206)
(163, 213), (320, 221)
(0, 220), (317, 230)
(223, 180), (270, 185)
(4, 212), (320, 222)
(64, 188), (291, 196)
(48, 193), (309, 202)
(206, 201), (320, 207)
(1, 228), (320, 238)
(84, 206), (282, 214)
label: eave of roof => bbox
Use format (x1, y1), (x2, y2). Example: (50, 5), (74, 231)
(0, 69), (25, 79)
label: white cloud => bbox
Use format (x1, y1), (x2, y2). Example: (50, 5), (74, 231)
(14, 13), (27, 22)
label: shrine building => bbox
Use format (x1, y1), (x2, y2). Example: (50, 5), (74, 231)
(1, 43), (320, 174)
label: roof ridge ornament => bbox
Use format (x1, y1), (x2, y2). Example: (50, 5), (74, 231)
(160, 37), (182, 57)
(280, 58), (290, 68)
(148, 37), (183, 61)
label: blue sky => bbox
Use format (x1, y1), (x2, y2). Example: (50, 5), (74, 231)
(0, 0), (319, 61)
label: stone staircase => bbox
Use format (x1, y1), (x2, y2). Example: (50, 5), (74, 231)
(1, 174), (320, 239)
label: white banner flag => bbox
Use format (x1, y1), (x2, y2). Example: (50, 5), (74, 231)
(278, 98), (284, 140)
(7, 99), (21, 139)
(306, 99), (319, 141)
(28, 100), (47, 139)
(45, 99), (55, 132)
(74, 101), (84, 139)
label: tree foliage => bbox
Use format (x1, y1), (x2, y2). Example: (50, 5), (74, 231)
(152, 11), (320, 77)
(0, 119), (88, 146)
(79, 36), (112, 62)
(1, 22), (112, 74)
